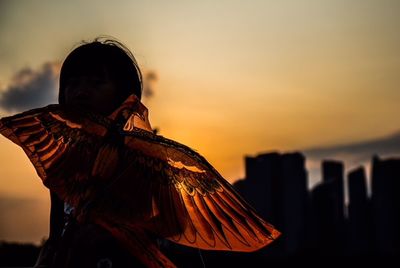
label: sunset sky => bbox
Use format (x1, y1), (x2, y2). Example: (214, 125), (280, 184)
(0, 0), (399, 243)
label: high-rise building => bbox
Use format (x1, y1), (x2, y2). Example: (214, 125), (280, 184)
(371, 156), (400, 256)
(347, 167), (372, 255)
(234, 152), (308, 256)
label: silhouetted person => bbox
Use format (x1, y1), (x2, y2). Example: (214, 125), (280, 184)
(36, 38), (145, 267)
(1, 37), (280, 267)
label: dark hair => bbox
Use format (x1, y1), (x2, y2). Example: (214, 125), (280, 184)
(59, 37), (142, 105)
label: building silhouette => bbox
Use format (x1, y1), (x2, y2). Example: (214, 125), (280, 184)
(310, 160), (345, 255)
(233, 152), (400, 259)
(234, 152), (308, 256)
(347, 167), (372, 255)
(371, 156), (400, 256)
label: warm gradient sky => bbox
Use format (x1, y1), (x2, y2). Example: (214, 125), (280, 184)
(0, 0), (399, 243)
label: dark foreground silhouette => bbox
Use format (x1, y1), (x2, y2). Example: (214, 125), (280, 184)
(2, 153), (399, 267)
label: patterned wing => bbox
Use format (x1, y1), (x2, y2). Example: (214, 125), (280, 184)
(0, 105), (110, 206)
(118, 129), (281, 252)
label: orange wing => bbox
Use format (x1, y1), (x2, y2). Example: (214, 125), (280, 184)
(116, 129), (281, 251)
(0, 105), (280, 253)
(0, 105), (111, 207)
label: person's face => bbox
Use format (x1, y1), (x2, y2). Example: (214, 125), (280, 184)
(63, 68), (119, 116)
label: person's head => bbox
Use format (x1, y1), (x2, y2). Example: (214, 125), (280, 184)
(59, 37), (142, 115)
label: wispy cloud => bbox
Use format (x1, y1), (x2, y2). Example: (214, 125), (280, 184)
(0, 64), (158, 114)
(0, 62), (60, 113)
(303, 131), (400, 188)
(143, 70), (157, 100)
(304, 131), (400, 160)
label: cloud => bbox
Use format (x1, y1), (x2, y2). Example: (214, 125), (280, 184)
(0, 62), (60, 113)
(302, 131), (400, 188)
(0, 64), (159, 113)
(304, 131), (400, 162)
(143, 70), (158, 99)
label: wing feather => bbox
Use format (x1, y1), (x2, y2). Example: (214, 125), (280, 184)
(179, 187), (215, 247)
(23, 130), (50, 145)
(8, 116), (39, 128)
(204, 194), (251, 247)
(34, 134), (54, 152)
(193, 193), (231, 248)
(13, 123), (44, 137)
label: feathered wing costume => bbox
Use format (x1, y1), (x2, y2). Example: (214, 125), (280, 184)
(0, 95), (280, 267)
